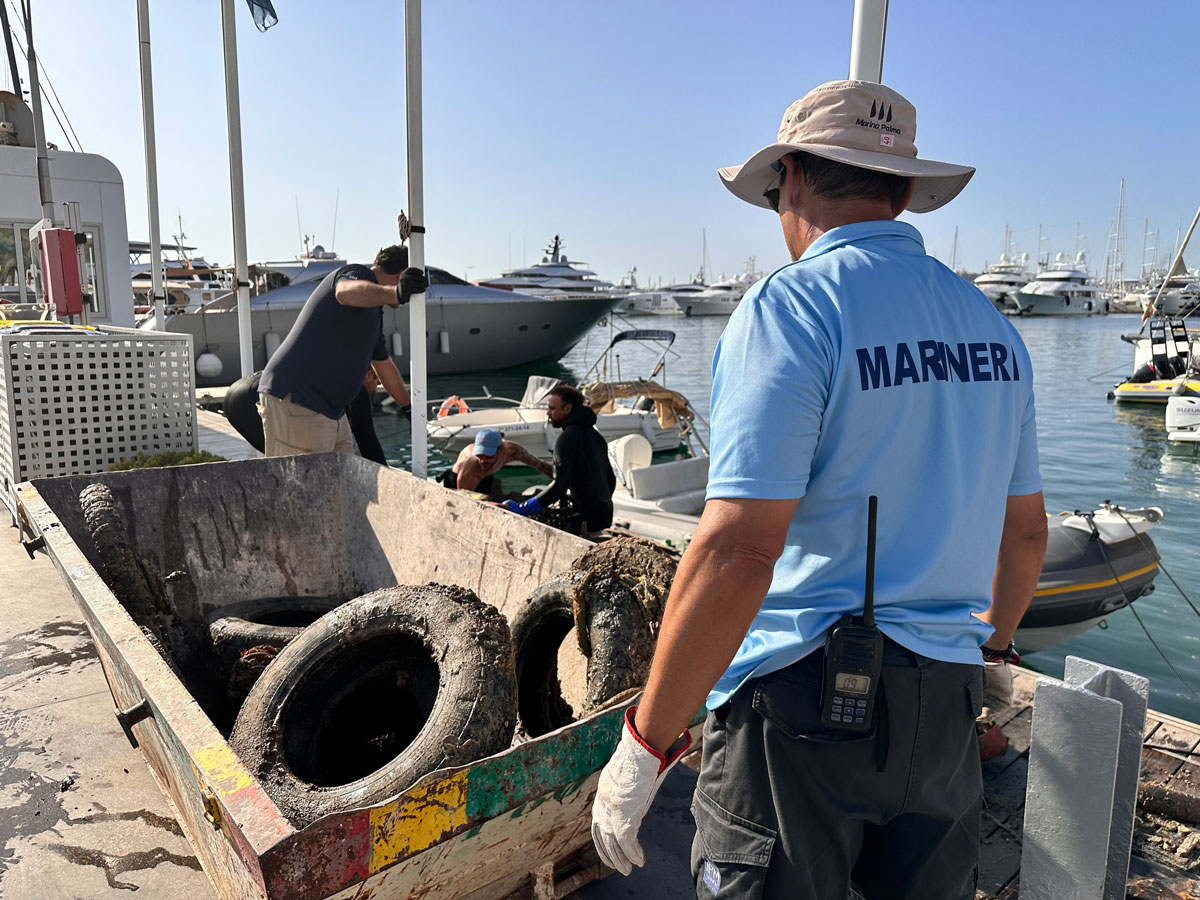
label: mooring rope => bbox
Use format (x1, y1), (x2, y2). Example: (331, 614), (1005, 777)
(1106, 502), (1200, 620)
(1080, 509), (1200, 709)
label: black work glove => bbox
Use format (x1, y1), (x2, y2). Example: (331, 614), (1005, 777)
(400, 404), (412, 421)
(395, 267), (429, 305)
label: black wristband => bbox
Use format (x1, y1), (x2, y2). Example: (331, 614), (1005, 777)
(982, 640), (1021, 665)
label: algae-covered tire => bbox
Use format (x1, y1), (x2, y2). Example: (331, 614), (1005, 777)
(229, 584), (516, 827)
(79, 483), (159, 626)
(578, 586), (656, 713)
(568, 537), (678, 713)
(206, 596), (344, 671)
(511, 574), (580, 739)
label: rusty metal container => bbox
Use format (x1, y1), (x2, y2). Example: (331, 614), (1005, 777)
(16, 454), (660, 899)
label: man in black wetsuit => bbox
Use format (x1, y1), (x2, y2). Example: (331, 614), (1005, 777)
(501, 385), (616, 536)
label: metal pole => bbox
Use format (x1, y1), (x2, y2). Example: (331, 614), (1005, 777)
(219, 0), (254, 377)
(22, 0), (53, 223)
(0, 3), (21, 97)
(136, 0), (165, 331)
(848, 0), (888, 83)
(405, 0), (428, 478)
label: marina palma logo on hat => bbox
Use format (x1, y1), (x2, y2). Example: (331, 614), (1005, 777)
(857, 96), (901, 136)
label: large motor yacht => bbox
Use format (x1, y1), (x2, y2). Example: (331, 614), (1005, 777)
(144, 243), (616, 386)
(1009, 253), (1106, 316)
(478, 235), (621, 303)
(973, 253), (1031, 313)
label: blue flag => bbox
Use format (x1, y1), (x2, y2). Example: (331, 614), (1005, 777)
(245, 0), (278, 31)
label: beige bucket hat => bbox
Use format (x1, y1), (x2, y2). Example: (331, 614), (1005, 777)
(719, 80), (974, 214)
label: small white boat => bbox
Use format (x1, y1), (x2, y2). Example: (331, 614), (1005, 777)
(608, 435), (707, 548)
(427, 331), (696, 460)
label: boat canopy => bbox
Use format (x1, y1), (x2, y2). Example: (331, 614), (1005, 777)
(580, 378), (694, 430)
(608, 329), (676, 348)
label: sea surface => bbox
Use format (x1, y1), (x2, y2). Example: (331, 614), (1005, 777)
(374, 312), (1200, 720)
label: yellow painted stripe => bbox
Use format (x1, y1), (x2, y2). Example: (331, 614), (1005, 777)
(194, 741), (255, 797)
(369, 770), (469, 873)
(1034, 561), (1158, 598)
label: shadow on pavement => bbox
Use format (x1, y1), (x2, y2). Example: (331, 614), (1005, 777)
(577, 764), (698, 898)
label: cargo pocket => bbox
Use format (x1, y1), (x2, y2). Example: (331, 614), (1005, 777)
(967, 665), (984, 719)
(691, 787), (776, 899)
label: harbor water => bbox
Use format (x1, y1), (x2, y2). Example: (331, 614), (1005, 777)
(373, 312), (1200, 720)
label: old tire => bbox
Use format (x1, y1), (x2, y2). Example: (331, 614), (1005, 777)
(511, 575), (580, 739)
(206, 596), (344, 671)
(510, 564), (658, 738)
(229, 584), (516, 827)
(79, 483), (160, 626)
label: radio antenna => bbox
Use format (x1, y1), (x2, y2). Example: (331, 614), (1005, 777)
(864, 495), (878, 628)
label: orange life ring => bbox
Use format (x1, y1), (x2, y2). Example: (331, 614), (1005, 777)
(437, 396), (470, 418)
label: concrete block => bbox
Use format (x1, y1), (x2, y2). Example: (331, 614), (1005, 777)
(1020, 679), (1123, 900)
(1064, 656), (1150, 900)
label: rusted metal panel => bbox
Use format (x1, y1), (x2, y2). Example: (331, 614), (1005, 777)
(15, 458), (630, 900)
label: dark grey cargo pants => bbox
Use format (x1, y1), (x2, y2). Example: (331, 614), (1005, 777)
(691, 639), (984, 900)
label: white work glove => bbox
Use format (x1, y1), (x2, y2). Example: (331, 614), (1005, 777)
(978, 660), (1014, 725)
(591, 707), (691, 875)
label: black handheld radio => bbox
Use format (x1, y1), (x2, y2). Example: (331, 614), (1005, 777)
(820, 495), (884, 733)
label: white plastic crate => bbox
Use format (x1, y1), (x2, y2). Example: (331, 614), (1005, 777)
(1, 325), (196, 508)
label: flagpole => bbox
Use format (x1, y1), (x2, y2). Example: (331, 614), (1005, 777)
(219, 0), (254, 378)
(405, 0), (428, 478)
(136, 0), (165, 331)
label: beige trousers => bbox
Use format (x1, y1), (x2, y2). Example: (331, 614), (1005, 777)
(258, 392), (353, 456)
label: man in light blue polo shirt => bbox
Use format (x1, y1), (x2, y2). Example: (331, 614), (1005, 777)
(591, 80), (1048, 899)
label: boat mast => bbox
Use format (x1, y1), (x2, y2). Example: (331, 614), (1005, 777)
(136, 0), (166, 330)
(405, 0), (429, 478)
(949, 226), (958, 270)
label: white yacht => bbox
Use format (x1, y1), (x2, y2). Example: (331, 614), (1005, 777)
(674, 258), (759, 317)
(129, 239), (233, 320)
(478, 235), (621, 303)
(1009, 253), (1106, 316)
(973, 253), (1031, 313)
(621, 290), (682, 316)
(1127, 271), (1200, 317)
(614, 268), (681, 316)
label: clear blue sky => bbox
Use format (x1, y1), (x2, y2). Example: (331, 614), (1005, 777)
(9, 0), (1199, 285)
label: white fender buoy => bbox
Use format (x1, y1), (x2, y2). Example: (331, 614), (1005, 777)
(263, 331), (281, 361)
(196, 352), (223, 379)
(391, 331), (404, 357)
(439, 330), (450, 354)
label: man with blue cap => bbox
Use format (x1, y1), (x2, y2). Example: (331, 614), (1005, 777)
(437, 428), (551, 497)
